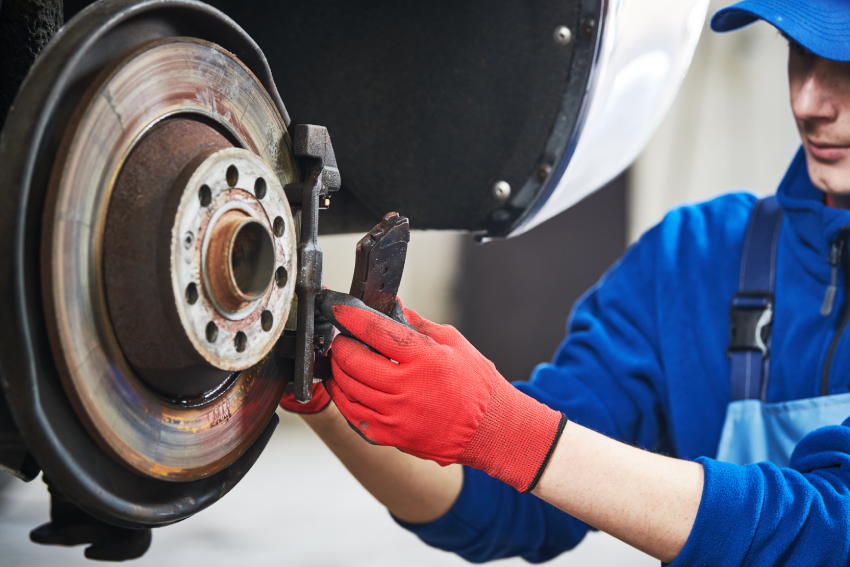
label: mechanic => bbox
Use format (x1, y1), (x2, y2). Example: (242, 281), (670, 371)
(282, 1), (850, 564)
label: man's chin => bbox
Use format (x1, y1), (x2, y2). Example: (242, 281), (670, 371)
(806, 159), (850, 196)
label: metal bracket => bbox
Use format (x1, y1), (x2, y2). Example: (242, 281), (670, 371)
(282, 125), (340, 403)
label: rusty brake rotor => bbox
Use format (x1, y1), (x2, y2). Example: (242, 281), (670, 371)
(42, 36), (298, 481)
(0, 0), (335, 529)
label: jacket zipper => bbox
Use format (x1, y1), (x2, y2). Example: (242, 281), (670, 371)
(821, 226), (850, 396)
(821, 233), (847, 316)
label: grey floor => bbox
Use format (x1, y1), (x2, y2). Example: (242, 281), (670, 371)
(0, 411), (658, 566)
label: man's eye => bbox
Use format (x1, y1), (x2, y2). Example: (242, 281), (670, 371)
(780, 31), (814, 57)
(790, 40), (813, 57)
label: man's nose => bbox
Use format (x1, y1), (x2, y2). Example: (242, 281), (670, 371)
(793, 58), (840, 124)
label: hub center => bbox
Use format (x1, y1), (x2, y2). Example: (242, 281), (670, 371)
(206, 210), (275, 312)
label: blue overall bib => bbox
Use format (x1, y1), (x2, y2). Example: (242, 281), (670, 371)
(716, 196), (850, 467)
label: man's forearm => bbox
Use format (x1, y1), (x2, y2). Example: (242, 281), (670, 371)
(533, 421), (703, 563)
(301, 401), (463, 524)
(303, 402), (701, 560)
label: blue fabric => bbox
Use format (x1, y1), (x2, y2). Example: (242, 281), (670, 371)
(393, 467), (592, 564)
(396, 147), (850, 565)
(717, 393), (850, 467)
(710, 0), (850, 62)
(674, 419), (850, 567)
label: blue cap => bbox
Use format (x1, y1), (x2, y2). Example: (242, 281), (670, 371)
(711, 0), (850, 61)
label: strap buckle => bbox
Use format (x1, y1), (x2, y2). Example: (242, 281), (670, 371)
(728, 292), (773, 356)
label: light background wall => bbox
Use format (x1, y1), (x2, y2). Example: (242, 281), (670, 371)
(629, 0), (801, 242)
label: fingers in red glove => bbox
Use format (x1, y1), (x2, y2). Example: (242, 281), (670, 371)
(331, 304), (435, 363)
(328, 353), (397, 409)
(279, 380), (331, 414)
(323, 376), (388, 445)
(326, 339), (410, 447)
(331, 335), (416, 395)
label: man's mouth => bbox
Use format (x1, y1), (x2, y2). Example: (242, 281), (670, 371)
(807, 139), (850, 162)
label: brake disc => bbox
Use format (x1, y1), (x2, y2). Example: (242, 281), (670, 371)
(45, 36), (297, 480)
(0, 0), (298, 525)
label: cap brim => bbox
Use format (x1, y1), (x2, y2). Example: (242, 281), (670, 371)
(710, 8), (760, 32)
(710, 0), (850, 62)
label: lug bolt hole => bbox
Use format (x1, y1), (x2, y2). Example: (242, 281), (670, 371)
(199, 185), (212, 207)
(226, 165), (239, 187)
(206, 321), (218, 343)
(273, 216), (285, 237)
(275, 266), (288, 288)
(261, 310), (273, 332)
(255, 177), (267, 199)
(186, 283), (198, 305)
(234, 331), (247, 352)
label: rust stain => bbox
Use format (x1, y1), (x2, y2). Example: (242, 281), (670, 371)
(208, 401), (232, 428)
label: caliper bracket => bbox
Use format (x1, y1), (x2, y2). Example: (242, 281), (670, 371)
(282, 125), (340, 403)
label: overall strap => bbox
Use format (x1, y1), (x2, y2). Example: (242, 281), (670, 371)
(728, 196), (784, 402)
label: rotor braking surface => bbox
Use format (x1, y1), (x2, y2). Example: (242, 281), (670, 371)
(43, 37), (298, 481)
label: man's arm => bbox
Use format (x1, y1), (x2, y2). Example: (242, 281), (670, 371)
(300, 366), (703, 563)
(533, 421), (703, 563)
(319, 293), (706, 562)
(321, 296), (850, 566)
(304, 393), (704, 563)
(303, 382), (703, 563)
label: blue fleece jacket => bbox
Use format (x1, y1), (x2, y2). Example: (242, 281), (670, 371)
(396, 148), (850, 565)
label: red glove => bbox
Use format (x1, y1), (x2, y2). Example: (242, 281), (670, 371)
(322, 294), (567, 493)
(280, 380), (331, 414)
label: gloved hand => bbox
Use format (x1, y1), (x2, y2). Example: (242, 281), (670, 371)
(319, 291), (567, 493)
(280, 373), (331, 414)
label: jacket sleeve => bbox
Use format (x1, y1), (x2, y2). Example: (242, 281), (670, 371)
(396, 224), (671, 562)
(393, 466), (592, 563)
(671, 420), (850, 567)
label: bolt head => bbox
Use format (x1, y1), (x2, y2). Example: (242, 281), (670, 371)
(553, 26), (572, 45)
(493, 180), (511, 201)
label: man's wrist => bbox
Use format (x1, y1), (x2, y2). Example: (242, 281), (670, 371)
(458, 379), (567, 493)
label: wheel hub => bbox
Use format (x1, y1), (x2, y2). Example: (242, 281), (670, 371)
(173, 147), (292, 368)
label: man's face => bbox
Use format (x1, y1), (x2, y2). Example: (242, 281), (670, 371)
(789, 42), (850, 195)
